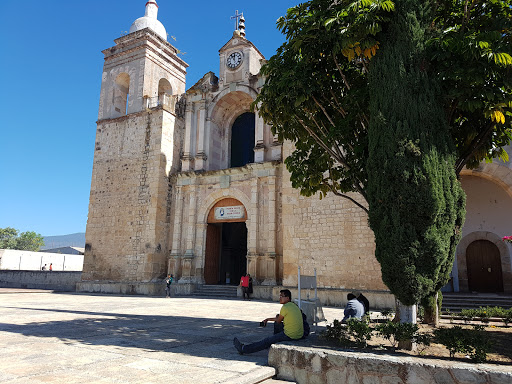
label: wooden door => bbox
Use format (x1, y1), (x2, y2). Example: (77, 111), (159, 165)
(466, 240), (504, 293)
(204, 224), (221, 285)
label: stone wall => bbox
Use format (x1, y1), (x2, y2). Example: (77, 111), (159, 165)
(0, 271), (82, 291)
(269, 344), (512, 384)
(83, 108), (180, 284)
(281, 142), (387, 294)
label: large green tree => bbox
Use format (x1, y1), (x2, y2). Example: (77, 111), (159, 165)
(0, 227), (45, 251)
(255, 0), (511, 314)
(366, 0), (465, 309)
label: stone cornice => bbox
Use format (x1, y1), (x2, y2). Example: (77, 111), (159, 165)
(103, 28), (188, 70)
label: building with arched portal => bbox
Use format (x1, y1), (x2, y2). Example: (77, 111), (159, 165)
(78, 1), (512, 306)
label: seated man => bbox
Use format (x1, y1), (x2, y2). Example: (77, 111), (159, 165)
(233, 289), (304, 354)
(342, 293), (365, 322)
(357, 292), (370, 315)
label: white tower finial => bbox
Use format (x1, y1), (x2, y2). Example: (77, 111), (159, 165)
(145, 1), (159, 19)
(129, 0), (167, 41)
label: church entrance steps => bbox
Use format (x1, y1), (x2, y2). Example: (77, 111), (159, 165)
(441, 292), (512, 312)
(192, 284), (239, 298)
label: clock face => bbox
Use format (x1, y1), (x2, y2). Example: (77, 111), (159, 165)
(226, 52), (242, 69)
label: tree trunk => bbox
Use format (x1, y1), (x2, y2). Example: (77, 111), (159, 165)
(398, 302), (417, 351)
(422, 292), (439, 326)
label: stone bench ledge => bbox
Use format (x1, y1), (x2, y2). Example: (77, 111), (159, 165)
(268, 344), (512, 384)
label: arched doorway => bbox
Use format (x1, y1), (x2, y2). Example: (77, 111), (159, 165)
(466, 240), (504, 293)
(204, 198), (247, 285)
(230, 112), (255, 167)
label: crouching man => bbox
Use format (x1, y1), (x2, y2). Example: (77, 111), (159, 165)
(233, 289), (304, 354)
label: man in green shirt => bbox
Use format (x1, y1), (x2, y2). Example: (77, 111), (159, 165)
(233, 289), (305, 354)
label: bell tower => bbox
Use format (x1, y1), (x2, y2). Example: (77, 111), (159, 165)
(79, 1), (188, 294)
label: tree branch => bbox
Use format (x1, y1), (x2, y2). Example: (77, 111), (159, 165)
(327, 90), (347, 118)
(455, 121), (495, 175)
(333, 54), (351, 90)
(327, 185), (369, 214)
(312, 95), (336, 127)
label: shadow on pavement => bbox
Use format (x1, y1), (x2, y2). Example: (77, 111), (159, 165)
(0, 305), (277, 365)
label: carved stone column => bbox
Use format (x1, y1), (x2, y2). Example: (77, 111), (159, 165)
(178, 252), (195, 283)
(182, 102), (194, 171)
(270, 130), (282, 161)
(194, 223), (208, 284)
(195, 100), (207, 171)
(254, 110), (265, 163)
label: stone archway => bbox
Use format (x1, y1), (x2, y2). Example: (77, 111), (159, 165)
(204, 198), (248, 285)
(457, 231), (511, 293)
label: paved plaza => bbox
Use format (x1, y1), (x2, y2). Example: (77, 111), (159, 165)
(0, 289), (345, 384)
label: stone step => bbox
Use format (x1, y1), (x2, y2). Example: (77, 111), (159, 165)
(441, 293), (512, 312)
(258, 379), (296, 384)
(192, 284), (239, 298)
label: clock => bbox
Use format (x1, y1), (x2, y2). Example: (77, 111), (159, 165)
(226, 51), (242, 69)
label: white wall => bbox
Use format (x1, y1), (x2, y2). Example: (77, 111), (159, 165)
(461, 175), (512, 240)
(0, 249), (84, 271)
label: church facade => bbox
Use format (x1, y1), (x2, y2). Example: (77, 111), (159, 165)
(78, 1), (512, 307)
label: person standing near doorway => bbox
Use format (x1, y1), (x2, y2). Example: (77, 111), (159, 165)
(239, 274), (250, 300)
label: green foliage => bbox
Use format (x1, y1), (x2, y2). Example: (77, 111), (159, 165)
(367, 0), (466, 306)
(321, 318), (373, 347)
(504, 309), (512, 327)
(257, 0), (511, 310)
(380, 308), (395, 319)
(427, 0), (512, 172)
(0, 227), (44, 251)
(322, 319), (353, 346)
(346, 318), (373, 347)
(375, 321), (419, 349)
(456, 306), (512, 326)
(434, 325), (491, 362)
(460, 308), (477, 324)
(0, 227), (18, 249)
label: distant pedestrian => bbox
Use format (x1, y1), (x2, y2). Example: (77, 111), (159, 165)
(165, 274), (173, 297)
(49, 263), (53, 272)
(41, 264), (47, 271)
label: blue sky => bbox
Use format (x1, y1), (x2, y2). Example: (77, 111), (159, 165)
(0, 0), (298, 236)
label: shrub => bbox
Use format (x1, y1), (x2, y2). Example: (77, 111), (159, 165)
(321, 319), (373, 347)
(434, 325), (491, 362)
(460, 309), (477, 324)
(504, 309), (512, 327)
(346, 318), (373, 347)
(381, 309), (395, 319)
(321, 319), (352, 346)
(375, 321), (419, 350)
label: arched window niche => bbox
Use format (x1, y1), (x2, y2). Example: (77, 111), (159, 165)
(158, 78), (172, 107)
(113, 73), (130, 117)
(230, 112), (255, 168)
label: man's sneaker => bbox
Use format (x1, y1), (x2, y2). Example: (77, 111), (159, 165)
(233, 337), (244, 355)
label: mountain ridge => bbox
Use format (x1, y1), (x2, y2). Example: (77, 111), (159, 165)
(41, 232), (86, 250)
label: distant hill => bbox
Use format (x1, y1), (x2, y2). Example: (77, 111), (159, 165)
(41, 233), (86, 250)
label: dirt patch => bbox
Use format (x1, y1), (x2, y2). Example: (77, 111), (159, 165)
(308, 319), (512, 365)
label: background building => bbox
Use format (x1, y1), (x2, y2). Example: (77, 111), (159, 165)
(78, 1), (512, 306)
